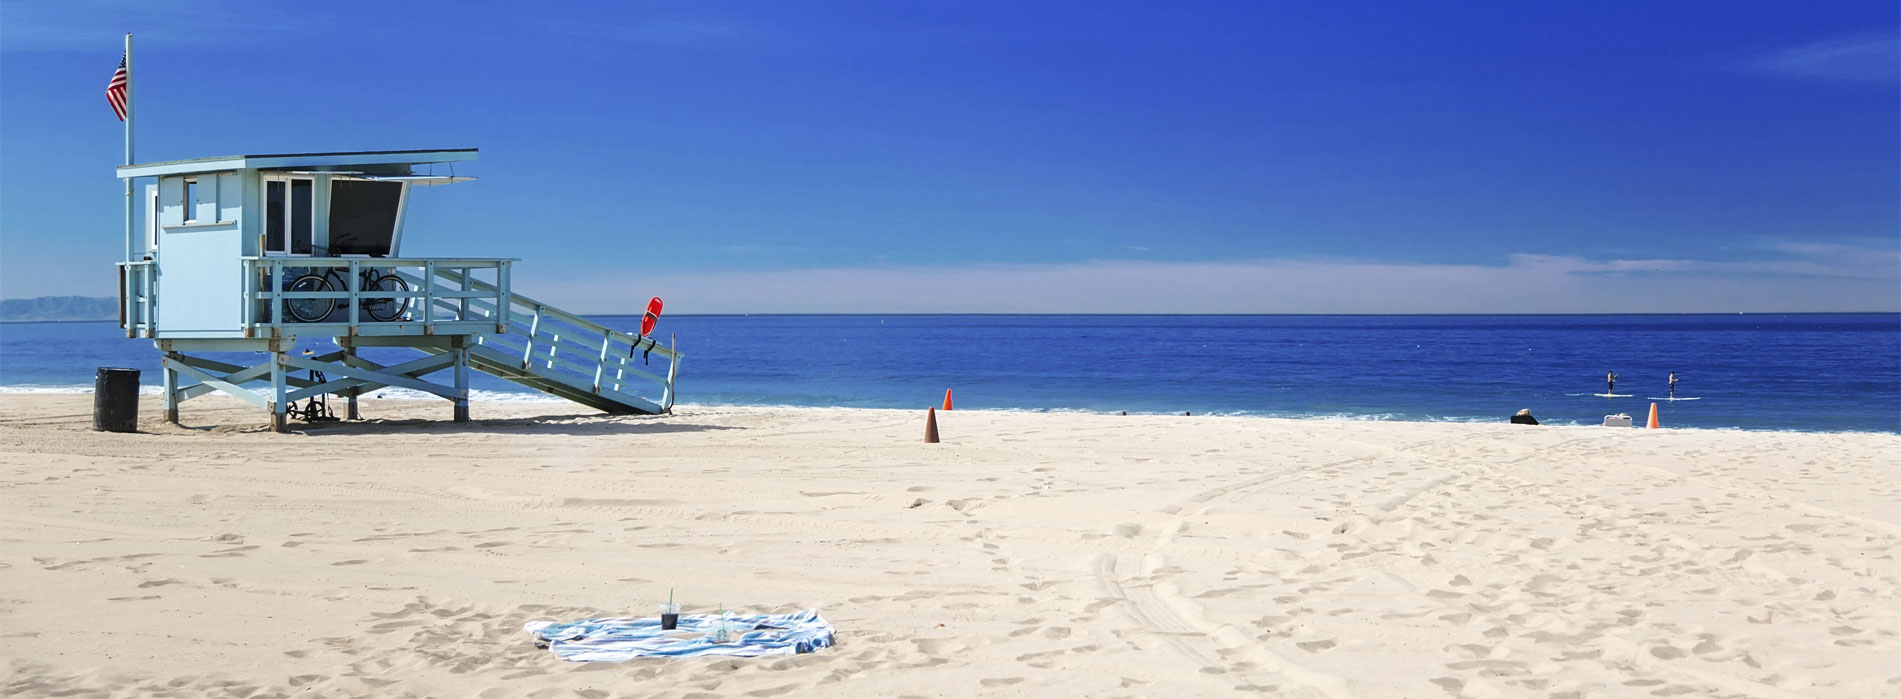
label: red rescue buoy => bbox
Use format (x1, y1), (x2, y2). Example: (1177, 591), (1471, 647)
(640, 297), (664, 336)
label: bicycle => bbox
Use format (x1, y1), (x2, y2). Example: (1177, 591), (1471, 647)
(285, 366), (340, 423)
(284, 264), (411, 323)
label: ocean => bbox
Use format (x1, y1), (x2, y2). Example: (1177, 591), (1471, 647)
(2, 314), (1897, 433)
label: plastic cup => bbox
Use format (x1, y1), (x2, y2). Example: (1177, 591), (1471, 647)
(659, 603), (680, 630)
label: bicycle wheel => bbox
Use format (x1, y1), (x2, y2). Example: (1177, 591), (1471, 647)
(364, 273), (411, 322)
(285, 273), (337, 323)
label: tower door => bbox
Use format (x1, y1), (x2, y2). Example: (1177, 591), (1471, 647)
(143, 184), (158, 255)
(262, 174), (315, 255)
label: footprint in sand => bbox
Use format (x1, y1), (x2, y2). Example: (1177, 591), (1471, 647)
(1648, 645), (1688, 659)
(745, 684), (803, 697)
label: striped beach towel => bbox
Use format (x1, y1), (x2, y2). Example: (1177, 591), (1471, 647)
(523, 609), (834, 661)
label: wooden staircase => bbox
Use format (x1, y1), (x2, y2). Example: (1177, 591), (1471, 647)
(414, 268), (679, 414)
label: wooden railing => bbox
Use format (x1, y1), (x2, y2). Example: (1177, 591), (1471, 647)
(242, 257), (513, 337)
(426, 267), (680, 410)
(117, 259), (157, 338)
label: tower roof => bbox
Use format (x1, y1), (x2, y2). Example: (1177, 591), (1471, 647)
(117, 148), (476, 178)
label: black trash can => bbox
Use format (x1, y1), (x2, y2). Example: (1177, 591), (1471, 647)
(93, 367), (141, 433)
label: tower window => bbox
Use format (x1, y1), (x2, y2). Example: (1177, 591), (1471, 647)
(182, 178), (199, 223)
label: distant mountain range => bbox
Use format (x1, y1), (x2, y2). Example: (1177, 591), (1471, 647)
(0, 296), (118, 322)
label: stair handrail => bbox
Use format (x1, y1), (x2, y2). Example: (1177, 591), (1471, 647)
(431, 267), (680, 362)
(425, 266), (680, 412)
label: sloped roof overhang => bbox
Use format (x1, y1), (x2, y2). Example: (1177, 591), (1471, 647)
(116, 148), (476, 178)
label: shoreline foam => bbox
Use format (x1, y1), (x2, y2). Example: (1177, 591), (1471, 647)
(3, 384), (1895, 435)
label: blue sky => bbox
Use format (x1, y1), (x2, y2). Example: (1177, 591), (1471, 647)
(2, 1), (1896, 312)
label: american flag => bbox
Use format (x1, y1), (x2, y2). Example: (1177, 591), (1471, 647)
(106, 54), (128, 121)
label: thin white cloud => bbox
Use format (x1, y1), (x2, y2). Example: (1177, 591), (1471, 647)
(1764, 240), (1889, 257)
(1760, 33), (1900, 82)
(1506, 254), (1698, 274)
(521, 244), (1901, 314)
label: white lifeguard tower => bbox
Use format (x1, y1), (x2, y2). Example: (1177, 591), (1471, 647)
(116, 149), (680, 432)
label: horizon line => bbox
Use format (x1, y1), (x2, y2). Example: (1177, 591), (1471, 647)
(576, 311), (1901, 317)
(14, 312), (1900, 325)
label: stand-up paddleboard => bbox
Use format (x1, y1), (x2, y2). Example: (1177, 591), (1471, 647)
(1647, 396), (1701, 401)
(1591, 393), (1633, 398)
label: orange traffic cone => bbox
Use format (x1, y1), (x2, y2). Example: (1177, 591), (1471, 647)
(1647, 402), (1660, 429)
(942, 389), (954, 411)
(924, 407), (940, 443)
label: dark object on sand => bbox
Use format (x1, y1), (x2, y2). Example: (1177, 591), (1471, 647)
(93, 367), (140, 432)
(1510, 409), (1539, 425)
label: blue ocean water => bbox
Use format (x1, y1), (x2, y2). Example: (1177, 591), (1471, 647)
(2, 314), (1897, 433)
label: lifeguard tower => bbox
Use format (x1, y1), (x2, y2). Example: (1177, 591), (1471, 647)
(115, 149), (680, 432)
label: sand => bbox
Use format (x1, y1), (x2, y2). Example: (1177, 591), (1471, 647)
(2, 393), (1899, 698)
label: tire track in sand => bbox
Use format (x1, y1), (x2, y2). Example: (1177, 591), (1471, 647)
(1093, 546), (1351, 698)
(1087, 437), (1476, 696)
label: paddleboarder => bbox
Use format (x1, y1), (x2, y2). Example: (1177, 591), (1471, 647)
(1668, 371), (1678, 398)
(1606, 371), (1618, 395)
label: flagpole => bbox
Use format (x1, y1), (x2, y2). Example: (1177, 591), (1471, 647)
(122, 32), (135, 264)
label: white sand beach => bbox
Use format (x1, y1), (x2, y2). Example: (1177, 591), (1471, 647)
(3, 393), (1899, 698)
